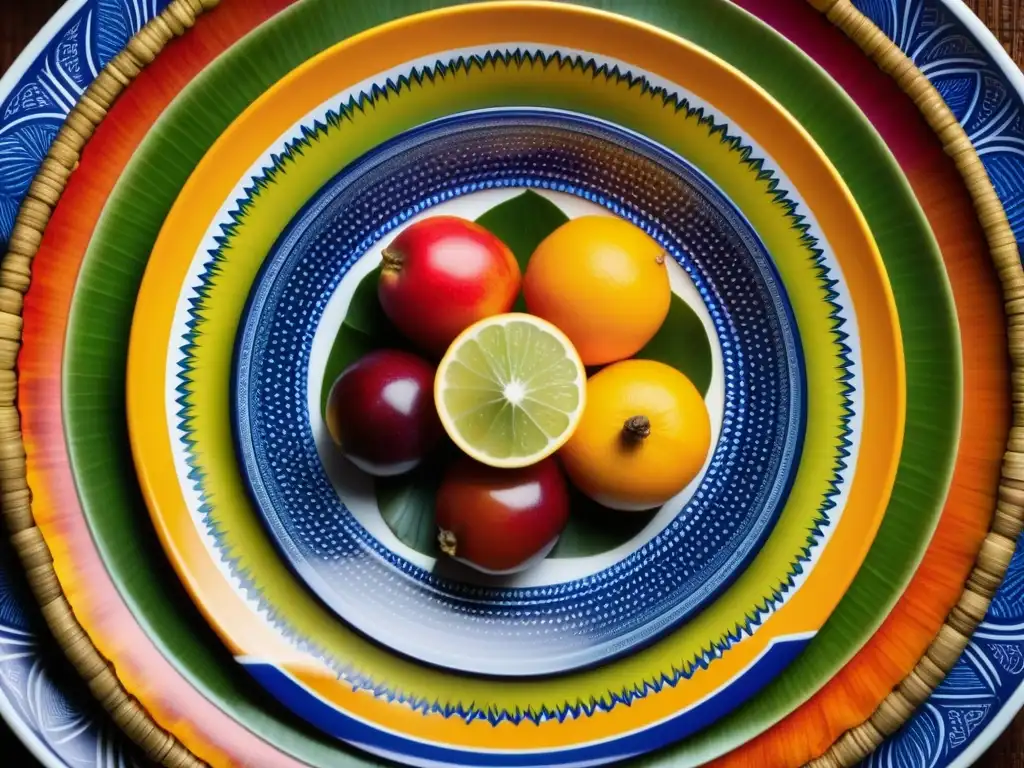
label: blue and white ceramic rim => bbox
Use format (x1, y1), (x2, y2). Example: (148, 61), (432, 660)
(167, 42), (861, 682)
(945, 12), (1024, 764)
(0, 2), (164, 767)
(0, 2), (97, 762)
(232, 106), (808, 676)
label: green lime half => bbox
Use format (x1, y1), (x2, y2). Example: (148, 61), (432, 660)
(435, 313), (586, 467)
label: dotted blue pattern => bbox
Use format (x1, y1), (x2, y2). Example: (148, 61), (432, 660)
(232, 109), (806, 675)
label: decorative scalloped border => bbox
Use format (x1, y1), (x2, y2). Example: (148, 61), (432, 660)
(0, 0), (1013, 766)
(173, 48), (852, 723)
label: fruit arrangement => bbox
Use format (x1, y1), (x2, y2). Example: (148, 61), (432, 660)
(323, 192), (713, 575)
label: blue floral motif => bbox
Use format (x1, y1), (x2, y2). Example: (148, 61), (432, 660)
(855, 0), (1024, 243)
(0, 0), (168, 247)
(0, 124), (56, 241)
(0, 3), (162, 764)
(867, 704), (946, 768)
(0, 538), (144, 767)
(866, 548), (1024, 767)
(853, 0), (1024, 764)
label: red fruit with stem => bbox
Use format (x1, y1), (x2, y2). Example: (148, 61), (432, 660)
(325, 349), (441, 476)
(435, 456), (570, 574)
(378, 216), (521, 357)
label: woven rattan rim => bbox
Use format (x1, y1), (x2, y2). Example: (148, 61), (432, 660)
(0, 0), (1019, 766)
(806, 0), (1024, 761)
(0, 6), (218, 768)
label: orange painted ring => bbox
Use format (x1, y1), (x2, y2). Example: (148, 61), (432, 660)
(126, 2), (903, 758)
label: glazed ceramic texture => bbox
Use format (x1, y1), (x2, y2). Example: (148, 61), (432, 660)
(4, 0), (937, 765)
(130, 7), (905, 768)
(1, 0), (1010, 767)
(234, 109), (803, 676)
(15, 0), (916, 764)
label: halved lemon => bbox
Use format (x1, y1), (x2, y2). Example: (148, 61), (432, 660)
(435, 313), (586, 468)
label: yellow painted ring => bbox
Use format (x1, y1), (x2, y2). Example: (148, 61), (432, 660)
(127, 2), (904, 753)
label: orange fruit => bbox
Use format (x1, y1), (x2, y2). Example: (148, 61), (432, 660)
(560, 359), (711, 511)
(523, 215), (671, 366)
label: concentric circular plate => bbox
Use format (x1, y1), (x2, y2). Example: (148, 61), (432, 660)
(232, 108), (803, 675)
(12, 0), (1003, 766)
(127, 4), (902, 765)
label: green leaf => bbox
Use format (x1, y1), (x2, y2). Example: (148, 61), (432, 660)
(376, 462), (441, 556)
(342, 265), (390, 336)
(636, 294), (713, 397)
(475, 190), (569, 274)
(548, 487), (656, 558)
(319, 325), (378, 415)
(375, 444), (461, 556)
(476, 191), (568, 310)
(320, 266), (410, 415)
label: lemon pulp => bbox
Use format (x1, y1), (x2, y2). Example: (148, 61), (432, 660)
(435, 313), (586, 468)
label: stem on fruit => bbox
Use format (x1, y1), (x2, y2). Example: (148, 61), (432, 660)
(438, 529), (458, 557)
(622, 415), (651, 445)
(381, 247), (403, 272)
(655, 253), (666, 265)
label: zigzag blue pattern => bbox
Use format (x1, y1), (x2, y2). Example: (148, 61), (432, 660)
(174, 49), (855, 723)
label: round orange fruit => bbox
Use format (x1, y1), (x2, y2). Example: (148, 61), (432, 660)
(560, 359), (711, 511)
(523, 215), (671, 366)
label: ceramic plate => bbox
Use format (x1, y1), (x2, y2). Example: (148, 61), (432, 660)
(11, 0), (1008, 766)
(232, 108), (803, 676)
(18, 0), (936, 766)
(128, 4), (902, 765)
(0, 1), (162, 766)
(696, 0), (1005, 764)
(856, 0), (1024, 762)
(16, 2), (318, 766)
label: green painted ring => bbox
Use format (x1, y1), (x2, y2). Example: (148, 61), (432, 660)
(59, 0), (956, 764)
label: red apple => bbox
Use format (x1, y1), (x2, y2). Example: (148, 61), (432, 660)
(435, 456), (570, 574)
(378, 216), (521, 356)
(325, 349), (441, 476)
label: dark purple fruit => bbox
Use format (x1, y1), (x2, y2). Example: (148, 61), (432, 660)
(325, 349), (441, 476)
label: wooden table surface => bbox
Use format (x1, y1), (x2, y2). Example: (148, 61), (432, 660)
(3, 0), (1024, 766)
